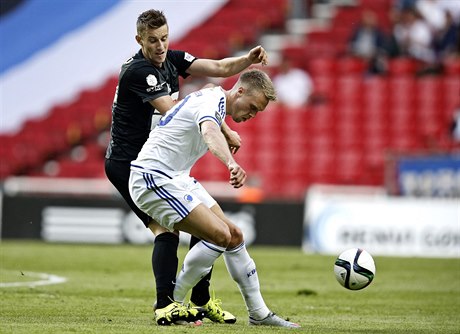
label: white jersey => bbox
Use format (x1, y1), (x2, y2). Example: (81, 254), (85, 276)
(131, 87), (226, 176)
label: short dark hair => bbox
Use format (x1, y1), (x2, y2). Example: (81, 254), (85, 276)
(137, 9), (168, 36)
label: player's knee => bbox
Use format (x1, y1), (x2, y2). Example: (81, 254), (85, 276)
(227, 225), (244, 248)
(212, 226), (232, 248)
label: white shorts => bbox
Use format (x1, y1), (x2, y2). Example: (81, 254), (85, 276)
(129, 169), (217, 231)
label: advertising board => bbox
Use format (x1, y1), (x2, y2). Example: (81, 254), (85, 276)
(304, 185), (460, 258)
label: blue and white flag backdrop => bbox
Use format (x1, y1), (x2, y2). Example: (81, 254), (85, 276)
(0, 0), (227, 134)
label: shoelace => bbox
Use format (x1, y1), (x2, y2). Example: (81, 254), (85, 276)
(158, 301), (189, 318)
(208, 290), (224, 313)
(208, 298), (223, 315)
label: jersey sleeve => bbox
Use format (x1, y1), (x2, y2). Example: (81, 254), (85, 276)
(128, 64), (169, 103)
(194, 89), (226, 129)
(167, 49), (197, 78)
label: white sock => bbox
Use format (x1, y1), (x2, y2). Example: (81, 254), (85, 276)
(223, 243), (270, 320)
(174, 240), (225, 303)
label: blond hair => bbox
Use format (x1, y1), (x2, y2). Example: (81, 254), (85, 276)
(238, 69), (277, 102)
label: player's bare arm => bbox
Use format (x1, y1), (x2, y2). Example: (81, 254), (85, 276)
(221, 122), (241, 154)
(201, 120), (246, 188)
(187, 46), (270, 150)
(186, 45), (268, 78)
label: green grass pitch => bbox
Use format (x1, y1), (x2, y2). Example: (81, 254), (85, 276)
(1, 241), (459, 333)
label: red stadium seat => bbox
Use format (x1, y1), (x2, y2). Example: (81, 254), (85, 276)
(335, 149), (364, 183)
(443, 57), (460, 76)
(307, 150), (337, 184)
(305, 31), (339, 58)
(357, 0), (392, 30)
(224, 0), (288, 29)
(362, 149), (386, 185)
(311, 76), (336, 101)
(307, 57), (336, 77)
(335, 121), (364, 149)
(442, 76), (460, 111)
(387, 58), (419, 76)
(362, 77), (389, 122)
(306, 31), (333, 44)
(336, 57), (368, 75)
(358, 0), (392, 11)
(416, 77), (442, 104)
(307, 105), (335, 132)
(55, 159), (105, 178)
(0, 135), (23, 178)
(332, 27), (355, 55)
(173, 40), (227, 59)
(281, 45), (309, 70)
(332, 7), (363, 28)
(389, 77), (416, 104)
(335, 75), (364, 106)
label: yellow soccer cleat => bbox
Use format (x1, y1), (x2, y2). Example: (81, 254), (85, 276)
(154, 301), (205, 326)
(191, 298), (237, 324)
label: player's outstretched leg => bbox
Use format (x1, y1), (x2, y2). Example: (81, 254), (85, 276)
(223, 242), (300, 328)
(188, 235), (237, 324)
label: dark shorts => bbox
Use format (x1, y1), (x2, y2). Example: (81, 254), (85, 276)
(105, 158), (151, 227)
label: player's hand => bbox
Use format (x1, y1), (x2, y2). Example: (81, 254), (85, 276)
(228, 162), (246, 188)
(225, 129), (241, 154)
(247, 45), (268, 66)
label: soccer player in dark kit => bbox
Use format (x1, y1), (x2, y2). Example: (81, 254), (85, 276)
(104, 9), (268, 325)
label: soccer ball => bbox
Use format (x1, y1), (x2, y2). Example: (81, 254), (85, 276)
(334, 248), (376, 290)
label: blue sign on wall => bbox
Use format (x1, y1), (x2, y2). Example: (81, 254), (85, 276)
(397, 154), (460, 197)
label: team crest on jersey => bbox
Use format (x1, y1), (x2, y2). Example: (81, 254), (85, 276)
(215, 97), (225, 124)
(215, 111), (222, 123)
(146, 74), (158, 86)
(184, 52), (195, 62)
(184, 194), (193, 202)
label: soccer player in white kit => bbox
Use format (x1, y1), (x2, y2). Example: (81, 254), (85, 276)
(129, 69), (300, 327)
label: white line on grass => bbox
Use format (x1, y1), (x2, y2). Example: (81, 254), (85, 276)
(0, 271), (67, 288)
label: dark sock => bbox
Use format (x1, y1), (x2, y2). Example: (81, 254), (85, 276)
(152, 232), (179, 308)
(189, 235), (212, 306)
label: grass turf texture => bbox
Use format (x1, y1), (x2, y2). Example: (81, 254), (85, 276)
(1, 241), (459, 333)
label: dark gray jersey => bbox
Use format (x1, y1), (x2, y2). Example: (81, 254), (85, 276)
(106, 49), (196, 161)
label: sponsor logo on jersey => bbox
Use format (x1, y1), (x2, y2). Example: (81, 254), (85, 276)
(184, 52), (195, 62)
(146, 82), (167, 93)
